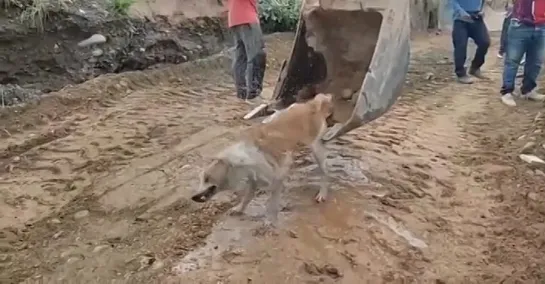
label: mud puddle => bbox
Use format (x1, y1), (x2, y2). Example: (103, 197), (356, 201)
(173, 144), (375, 278)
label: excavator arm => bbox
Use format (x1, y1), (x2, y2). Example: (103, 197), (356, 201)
(246, 0), (410, 141)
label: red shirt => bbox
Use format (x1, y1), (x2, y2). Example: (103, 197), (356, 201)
(513, 0), (545, 25)
(228, 0), (259, 28)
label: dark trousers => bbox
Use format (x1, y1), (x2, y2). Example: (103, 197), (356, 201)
(231, 23), (267, 100)
(499, 15), (512, 54)
(451, 16), (491, 77)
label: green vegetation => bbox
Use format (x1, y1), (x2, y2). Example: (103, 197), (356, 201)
(4, 0), (68, 32)
(2, 0), (135, 33)
(108, 0), (135, 16)
(258, 0), (301, 33)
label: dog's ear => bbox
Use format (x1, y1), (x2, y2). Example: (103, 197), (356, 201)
(314, 93), (334, 116)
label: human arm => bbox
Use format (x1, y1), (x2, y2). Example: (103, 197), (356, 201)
(504, 0), (514, 16)
(448, 0), (473, 22)
(219, 0), (228, 17)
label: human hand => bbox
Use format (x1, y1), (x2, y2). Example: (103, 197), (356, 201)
(460, 13), (474, 23)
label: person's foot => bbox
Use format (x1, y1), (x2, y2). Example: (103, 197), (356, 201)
(501, 93), (517, 107)
(521, 91), (545, 101)
(236, 90), (247, 100)
(244, 95), (266, 105)
(456, 75), (474, 84)
(237, 90), (261, 101)
(497, 52), (504, 59)
(469, 69), (488, 80)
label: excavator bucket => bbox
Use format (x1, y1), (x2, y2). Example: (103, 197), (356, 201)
(254, 0), (411, 141)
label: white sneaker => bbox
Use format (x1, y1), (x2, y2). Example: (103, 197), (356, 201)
(497, 53), (504, 59)
(522, 91), (545, 101)
(244, 95), (266, 105)
(501, 93), (517, 106)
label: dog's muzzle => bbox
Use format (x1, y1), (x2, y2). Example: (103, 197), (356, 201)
(191, 185), (217, 203)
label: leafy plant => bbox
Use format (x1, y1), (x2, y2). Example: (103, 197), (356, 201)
(258, 0), (301, 33)
(109, 0), (135, 16)
(4, 0), (69, 32)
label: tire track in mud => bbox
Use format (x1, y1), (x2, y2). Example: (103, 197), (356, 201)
(453, 71), (545, 281)
(0, 33), (292, 283)
(2, 32), (544, 283)
(1, 56), (238, 228)
(171, 42), (466, 283)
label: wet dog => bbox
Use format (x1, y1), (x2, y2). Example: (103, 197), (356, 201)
(191, 93), (333, 226)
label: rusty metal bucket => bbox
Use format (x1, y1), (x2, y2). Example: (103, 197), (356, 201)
(246, 0), (411, 141)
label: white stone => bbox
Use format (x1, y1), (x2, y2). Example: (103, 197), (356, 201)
(77, 34), (107, 47)
(93, 245), (110, 253)
(53, 231), (63, 239)
(74, 210), (89, 219)
(521, 142), (536, 154)
(519, 154), (545, 165)
(91, 48), (103, 57)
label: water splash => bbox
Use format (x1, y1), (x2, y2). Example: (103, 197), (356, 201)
(364, 211), (428, 249)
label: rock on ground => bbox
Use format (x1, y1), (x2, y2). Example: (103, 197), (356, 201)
(0, 84), (42, 106)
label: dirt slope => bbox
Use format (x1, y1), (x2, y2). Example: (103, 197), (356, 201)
(0, 0), (227, 100)
(0, 32), (544, 283)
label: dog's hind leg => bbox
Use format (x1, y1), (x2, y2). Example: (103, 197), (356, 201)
(229, 174), (258, 216)
(263, 159), (290, 226)
(311, 141), (330, 203)
(264, 177), (285, 226)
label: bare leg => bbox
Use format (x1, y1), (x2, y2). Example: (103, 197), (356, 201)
(311, 141), (330, 203)
(229, 177), (258, 216)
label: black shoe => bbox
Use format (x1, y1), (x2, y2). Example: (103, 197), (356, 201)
(236, 91), (247, 99)
(245, 94), (259, 100)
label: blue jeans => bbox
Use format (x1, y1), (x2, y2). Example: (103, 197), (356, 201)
(452, 16), (490, 77)
(500, 19), (545, 95)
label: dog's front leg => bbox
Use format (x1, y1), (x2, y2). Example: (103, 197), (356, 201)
(311, 141), (330, 203)
(229, 176), (258, 216)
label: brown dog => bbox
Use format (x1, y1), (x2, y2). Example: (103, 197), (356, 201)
(191, 93), (334, 225)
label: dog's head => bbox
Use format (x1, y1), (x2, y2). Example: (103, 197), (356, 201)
(191, 158), (230, 203)
(313, 93), (334, 117)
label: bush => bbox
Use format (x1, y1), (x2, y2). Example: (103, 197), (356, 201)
(259, 0), (301, 33)
(4, 0), (69, 32)
(108, 0), (136, 16)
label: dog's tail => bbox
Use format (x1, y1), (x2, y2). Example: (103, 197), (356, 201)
(313, 93), (334, 118)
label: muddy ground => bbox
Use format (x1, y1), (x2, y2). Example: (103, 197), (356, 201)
(1, 31), (545, 283)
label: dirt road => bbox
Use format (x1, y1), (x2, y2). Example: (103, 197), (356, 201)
(1, 32), (544, 283)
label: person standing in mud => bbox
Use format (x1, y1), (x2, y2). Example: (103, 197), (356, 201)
(499, 0), (545, 107)
(222, 0), (267, 101)
(448, 0), (490, 84)
(497, 0), (514, 58)
(497, 0), (527, 64)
